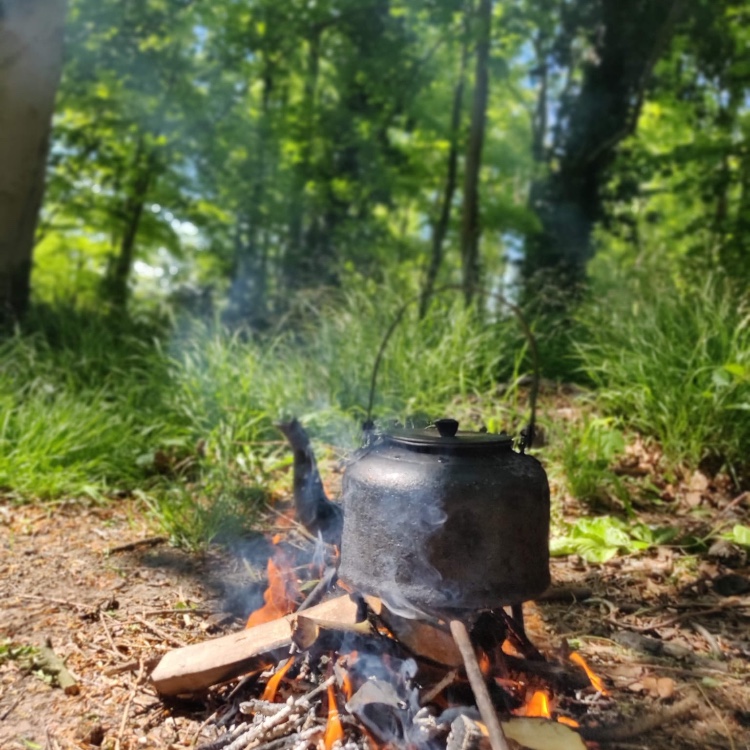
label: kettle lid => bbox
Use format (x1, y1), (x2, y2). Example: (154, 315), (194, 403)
(384, 418), (513, 453)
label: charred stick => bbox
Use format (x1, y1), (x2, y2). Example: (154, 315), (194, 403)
(296, 567), (338, 613)
(449, 619), (510, 750)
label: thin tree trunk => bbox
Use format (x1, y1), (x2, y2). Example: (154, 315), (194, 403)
(0, 0), (67, 323)
(460, 0), (492, 305)
(105, 141), (156, 308)
(420, 10), (470, 319)
(284, 26), (321, 292)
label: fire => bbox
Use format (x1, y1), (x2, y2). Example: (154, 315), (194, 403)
(261, 656), (296, 702)
(479, 651), (492, 678)
(324, 683), (344, 750)
(557, 716), (580, 728)
(569, 651), (609, 695)
(524, 690), (551, 718)
(246, 550), (302, 627)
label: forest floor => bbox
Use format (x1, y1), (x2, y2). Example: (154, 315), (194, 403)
(2, 410), (750, 750)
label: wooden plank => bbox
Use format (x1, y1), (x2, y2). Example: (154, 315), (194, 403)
(150, 595), (359, 696)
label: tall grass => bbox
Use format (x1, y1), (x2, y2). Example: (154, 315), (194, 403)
(577, 267), (750, 478)
(1, 289), (527, 509)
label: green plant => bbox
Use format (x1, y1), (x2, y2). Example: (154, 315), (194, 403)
(578, 269), (750, 477)
(554, 414), (631, 511)
(724, 524), (750, 547)
(551, 516), (677, 563)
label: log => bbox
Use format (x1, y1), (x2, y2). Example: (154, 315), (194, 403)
(150, 595), (359, 696)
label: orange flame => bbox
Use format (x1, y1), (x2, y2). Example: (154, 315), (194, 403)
(261, 656), (296, 702)
(479, 651), (492, 678)
(525, 690), (551, 718)
(557, 716), (580, 728)
(324, 683), (345, 750)
(246, 551), (301, 628)
(570, 652), (609, 695)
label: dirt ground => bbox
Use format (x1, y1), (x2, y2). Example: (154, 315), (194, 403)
(1, 479), (749, 750)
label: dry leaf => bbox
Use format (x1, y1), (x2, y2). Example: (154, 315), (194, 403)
(501, 717), (586, 750)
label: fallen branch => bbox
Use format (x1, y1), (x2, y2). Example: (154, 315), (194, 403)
(107, 536), (168, 554)
(579, 695), (701, 742)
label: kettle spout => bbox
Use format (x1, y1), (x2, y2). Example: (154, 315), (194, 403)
(276, 418), (343, 546)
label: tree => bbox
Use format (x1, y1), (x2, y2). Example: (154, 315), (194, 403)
(0, 0), (67, 323)
(523, 0), (684, 290)
(460, 0), (492, 303)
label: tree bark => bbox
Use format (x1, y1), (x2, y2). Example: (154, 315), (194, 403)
(420, 10), (470, 319)
(283, 25), (321, 294)
(0, 0), (67, 323)
(524, 0), (683, 291)
(104, 139), (156, 308)
(460, 0), (492, 305)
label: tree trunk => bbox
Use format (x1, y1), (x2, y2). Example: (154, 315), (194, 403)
(524, 0), (683, 291)
(104, 140), (156, 308)
(459, 0), (492, 305)
(0, 0), (67, 323)
(284, 26), (321, 293)
(420, 10), (470, 319)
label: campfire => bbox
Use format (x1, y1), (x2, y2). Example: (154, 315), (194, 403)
(149, 418), (705, 749)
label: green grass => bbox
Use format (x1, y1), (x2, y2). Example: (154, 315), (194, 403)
(1, 288), (530, 543)
(577, 268), (750, 481)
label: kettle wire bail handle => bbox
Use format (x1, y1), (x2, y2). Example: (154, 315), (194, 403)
(364, 283), (540, 449)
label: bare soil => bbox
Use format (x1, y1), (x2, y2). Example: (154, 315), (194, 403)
(1, 470), (749, 750)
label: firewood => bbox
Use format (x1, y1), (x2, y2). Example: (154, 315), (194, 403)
(365, 596), (463, 667)
(150, 595), (359, 696)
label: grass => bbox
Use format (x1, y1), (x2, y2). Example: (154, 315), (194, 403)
(1, 288), (529, 543)
(577, 268), (750, 482)
(4, 265), (748, 547)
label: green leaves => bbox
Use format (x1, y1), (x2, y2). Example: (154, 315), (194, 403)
(551, 517), (676, 563)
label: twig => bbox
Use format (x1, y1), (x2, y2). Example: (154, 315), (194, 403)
(579, 695), (700, 742)
(142, 608), (215, 616)
(16, 593), (91, 612)
(296, 567), (338, 612)
(107, 536), (168, 554)
(421, 668), (458, 705)
(132, 613), (186, 648)
(691, 622), (723, 657)
(192, 708), (219, 749)
(697, 684), (736, 750)
(116, 660), (145, 750)
(0, 694), (23, 722)
(714, 491), (749, 521)
(100, 611), (127, 660)
(104, 656), (161, 676)
(196, 722), (249, 750)
(450, 619), (509, 750)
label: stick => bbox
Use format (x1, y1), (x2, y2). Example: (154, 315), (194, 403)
(579, 695), (700, 742)
(107, 536), (168, 554)
(449, 619), (509, 750)
(133, 613), (186, 648)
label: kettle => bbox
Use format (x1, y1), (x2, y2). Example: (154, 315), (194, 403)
(279, 286), (550, 616)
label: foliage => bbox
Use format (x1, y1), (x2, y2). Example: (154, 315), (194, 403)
(578, 264), (750, 479)
(553, 414), (630, 512)
(0, 290), (528, 519)
(551, 516), (676, 563)
(724, 525), (750, 548)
